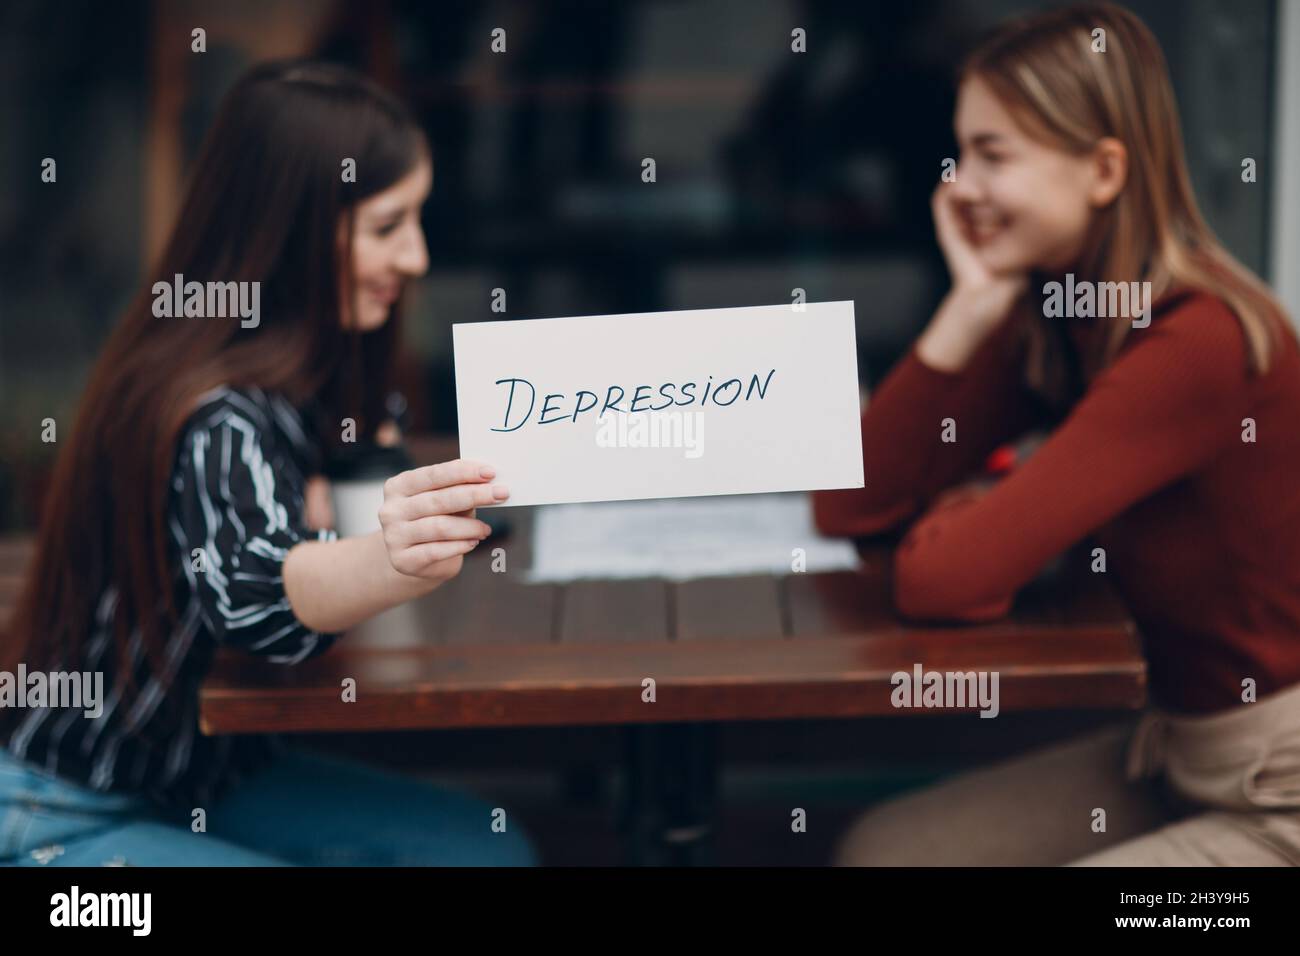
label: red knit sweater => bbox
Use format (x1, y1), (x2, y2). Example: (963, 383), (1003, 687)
(813, 290), (1300, 715)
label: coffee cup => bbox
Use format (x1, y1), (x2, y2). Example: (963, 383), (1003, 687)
(325, 443), (415, 538)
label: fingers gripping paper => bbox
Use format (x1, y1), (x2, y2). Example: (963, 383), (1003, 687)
(453, 301), (864, 507)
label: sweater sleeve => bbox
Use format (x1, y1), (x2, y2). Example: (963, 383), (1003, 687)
(813, 314), (1044, 538)
(893, 298), (1250, 622)
(169, 395), (341, 663)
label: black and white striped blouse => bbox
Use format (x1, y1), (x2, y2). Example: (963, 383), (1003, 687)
(6, 385), (340, 809)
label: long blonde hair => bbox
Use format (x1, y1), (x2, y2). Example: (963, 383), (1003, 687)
(963, 2), (1292, 403)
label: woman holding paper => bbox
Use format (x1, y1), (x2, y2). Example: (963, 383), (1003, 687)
(0, 62), (534, 866)
(816, 3), (1300, 865)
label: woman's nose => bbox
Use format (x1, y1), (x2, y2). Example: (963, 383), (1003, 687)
(949, 163), (984, 202)
(396, 225), (429, 277)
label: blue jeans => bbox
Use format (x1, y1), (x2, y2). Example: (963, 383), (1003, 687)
(0, 746), (538, 866)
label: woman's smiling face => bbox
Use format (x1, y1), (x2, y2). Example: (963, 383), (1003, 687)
(949, 75), (1101, 276)
(343, 155), (433, 331)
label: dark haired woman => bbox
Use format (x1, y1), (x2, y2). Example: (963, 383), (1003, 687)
(0, 61), (535, 866)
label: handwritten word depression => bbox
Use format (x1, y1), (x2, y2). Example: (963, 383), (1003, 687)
(490, 370), (777, 432)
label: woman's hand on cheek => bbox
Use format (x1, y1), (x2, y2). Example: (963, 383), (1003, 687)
(931, 182), (1027, 335)
(377, 459), (509, 581)
(917, 183), (1028, 372)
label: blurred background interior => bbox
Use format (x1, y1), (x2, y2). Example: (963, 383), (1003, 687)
(1, 0), (1296, 863)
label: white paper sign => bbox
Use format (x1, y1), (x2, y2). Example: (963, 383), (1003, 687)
(453, 301), (864, 507)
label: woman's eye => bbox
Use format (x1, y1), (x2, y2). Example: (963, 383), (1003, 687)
(375, 219), (402, 237)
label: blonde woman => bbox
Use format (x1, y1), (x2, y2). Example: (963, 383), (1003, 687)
(815, 3), (1300, 865)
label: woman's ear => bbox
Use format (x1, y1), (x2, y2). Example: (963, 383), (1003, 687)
(1088, 137), (1128, 207)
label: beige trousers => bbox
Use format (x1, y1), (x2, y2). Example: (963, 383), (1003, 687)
(835, 681), (1300, 866)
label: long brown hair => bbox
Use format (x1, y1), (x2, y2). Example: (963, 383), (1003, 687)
(2, 60), (428, 738)
(961, 2), (1292, 404)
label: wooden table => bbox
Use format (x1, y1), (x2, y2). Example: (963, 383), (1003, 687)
(198, 511), (1146, 735)
(0, 439), (1148, 864)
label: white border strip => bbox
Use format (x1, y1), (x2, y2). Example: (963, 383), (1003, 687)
(1271, 0), (1300, 327)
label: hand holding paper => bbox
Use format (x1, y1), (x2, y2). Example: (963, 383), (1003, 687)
(377, 459), (508, 577)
